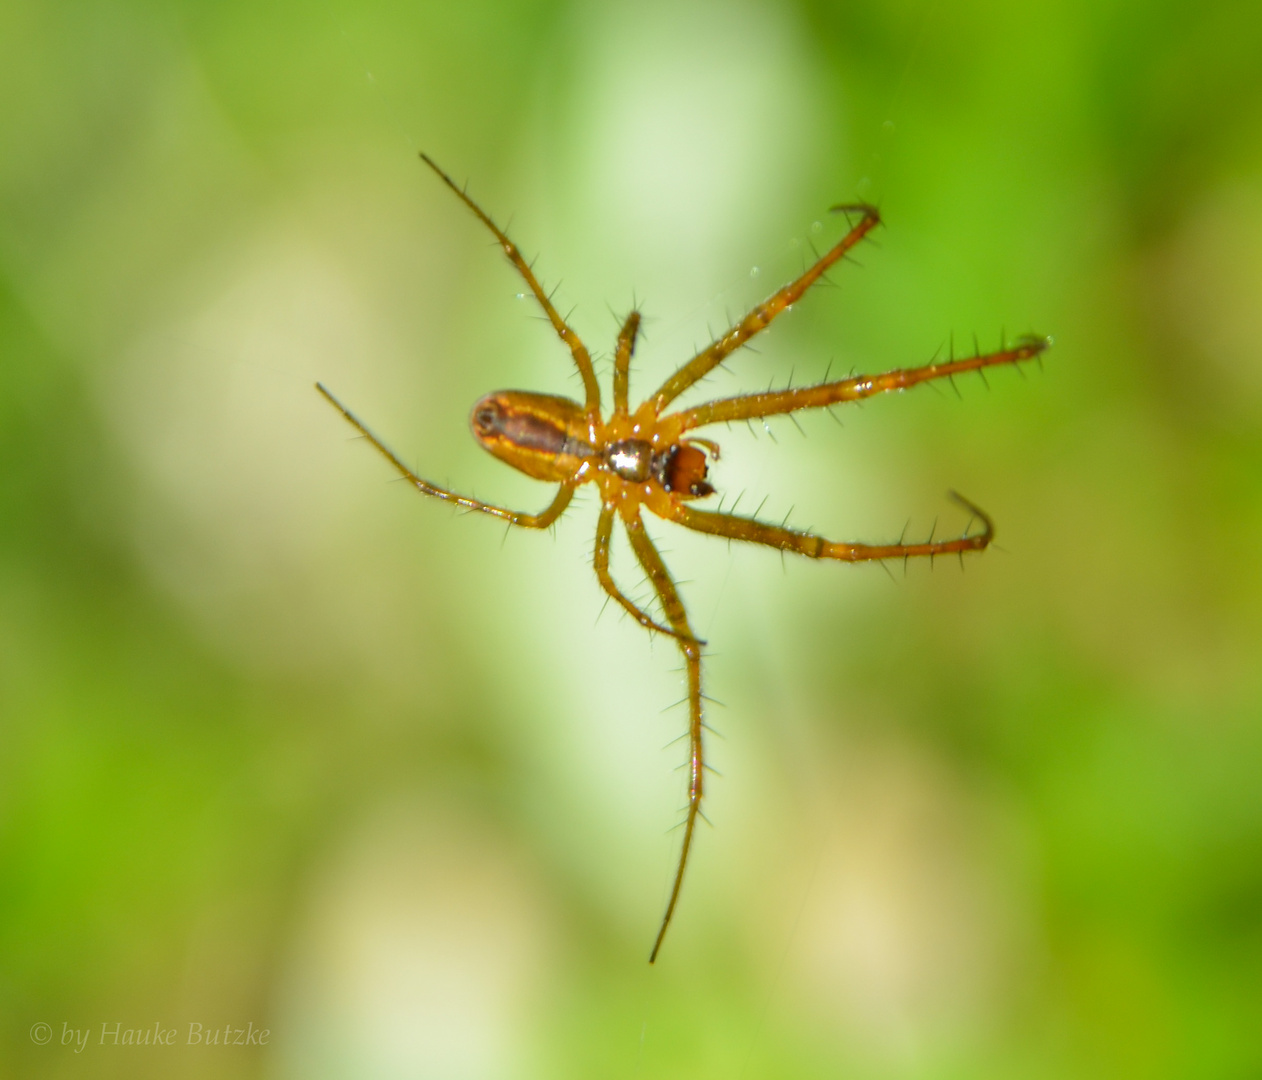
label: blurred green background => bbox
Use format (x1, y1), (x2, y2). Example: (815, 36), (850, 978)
(3, 0), (1261, 1076)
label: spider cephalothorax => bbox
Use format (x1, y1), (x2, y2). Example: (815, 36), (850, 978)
(318, 154), (1049, 961)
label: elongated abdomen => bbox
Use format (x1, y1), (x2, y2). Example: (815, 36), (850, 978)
(470, 391), (595, 482)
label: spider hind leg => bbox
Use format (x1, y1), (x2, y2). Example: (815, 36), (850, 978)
(316, 382), (576, 527)
(419, 153), (602, 413)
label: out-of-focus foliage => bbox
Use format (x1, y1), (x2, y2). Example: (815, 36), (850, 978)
(2, 0), (1261, 1077)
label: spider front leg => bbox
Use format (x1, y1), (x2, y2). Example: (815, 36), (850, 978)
(621, 510), (705, 963)
(667, 491), (995, 563)
(673, 335), (1052, 430)
(648, 203), (880, 414)
(595, 504), (703, 643)
(419, 153), (602, 414)
(317, 382), (575, 527)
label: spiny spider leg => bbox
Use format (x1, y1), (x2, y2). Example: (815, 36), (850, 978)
(665, 491), (994, 562)
(674, 336), (1051, 430)
(612, 309), (641, 417)
(419, 154), (602, 414)
(621, 510), (705, 963)
(595, 505), (702, 643)
(648, 203), (881, 414)
(316, 382), (575, 527)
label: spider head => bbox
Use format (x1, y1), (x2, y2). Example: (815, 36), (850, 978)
(654, 442), (715, 499)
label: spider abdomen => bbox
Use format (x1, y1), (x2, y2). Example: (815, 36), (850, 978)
(469, 390), (595, 482)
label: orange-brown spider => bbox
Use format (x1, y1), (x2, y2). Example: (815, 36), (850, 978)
(317, 154), (1050, 962)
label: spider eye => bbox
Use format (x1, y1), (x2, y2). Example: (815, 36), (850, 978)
(473, 404), (500, 435)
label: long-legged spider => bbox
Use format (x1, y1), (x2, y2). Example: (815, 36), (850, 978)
(317, 154), (1049, 962)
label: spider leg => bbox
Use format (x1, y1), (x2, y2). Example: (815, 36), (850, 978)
(621, 509), (705, 963)
(648, 204), (880, 414)
(673, 335), (1051, 430)
(419, 153), (601, 414)
(317, 383), (575, 526)
(612, 309), (642, 416)
(665, 491), (995, 562)
(595, 504), (704, 643)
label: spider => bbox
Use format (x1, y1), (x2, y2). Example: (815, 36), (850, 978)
(317, 154), (1050, 962)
